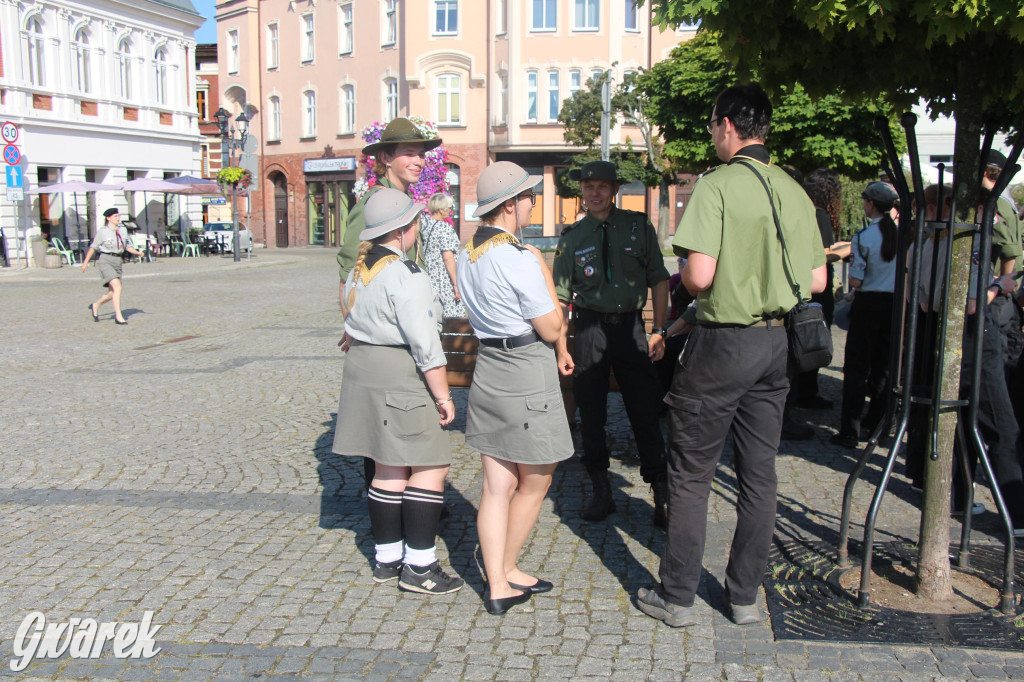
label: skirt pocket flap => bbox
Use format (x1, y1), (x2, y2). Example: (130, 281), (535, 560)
(385, 392), (429, 412)
(525, 395), (553, 412)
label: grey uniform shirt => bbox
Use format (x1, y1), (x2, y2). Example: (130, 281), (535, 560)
(849, 217), (897, 292)
(343, 246), (446, 371)
(90, 225), (129, 254)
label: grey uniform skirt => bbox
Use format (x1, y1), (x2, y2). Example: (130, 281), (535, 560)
(333, 341), (451, 467)
(98, 253), (123, 287)
(466, 340), (573, 464)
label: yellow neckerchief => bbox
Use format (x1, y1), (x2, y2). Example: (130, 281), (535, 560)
(359, 253), (400, 285)
(466, 225), (521, 263)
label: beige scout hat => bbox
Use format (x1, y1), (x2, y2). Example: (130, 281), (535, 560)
(359, 188), (426, 241)
(362, 118), (444, 156)
(473, 161), (542, 218)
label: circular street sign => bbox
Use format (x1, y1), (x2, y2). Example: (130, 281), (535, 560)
(1, 122), (18, 144)
(3, 145), (21, 166)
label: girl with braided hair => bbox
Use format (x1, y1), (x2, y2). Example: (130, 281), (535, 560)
(333, 188), (463, 596)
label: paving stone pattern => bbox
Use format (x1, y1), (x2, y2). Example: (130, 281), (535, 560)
(1, 250), (1022, 680)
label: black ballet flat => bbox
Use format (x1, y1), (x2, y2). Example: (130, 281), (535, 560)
(88, 304), (98, 322)
(507, 578), (553, 594)
(115, 318), (128, 325)
(483, 588), (532, 615)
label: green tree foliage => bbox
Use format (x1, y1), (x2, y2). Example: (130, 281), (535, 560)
(639, 31), (900, 178)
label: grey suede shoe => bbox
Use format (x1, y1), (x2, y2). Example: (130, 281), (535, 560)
(636, 586), (699, 627)
(729, 602), (764, 625)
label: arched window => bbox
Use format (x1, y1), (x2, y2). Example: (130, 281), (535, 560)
(340, 85), (355, 134)
(384, 78), (398, 121)
(73, 29), (91, 94)
(116, 39), (133, 100)
(23, 17), (45, 86)
(154, 48), (168, 105)
(268, 96), (281, 141)
(303, 90), (317, 138)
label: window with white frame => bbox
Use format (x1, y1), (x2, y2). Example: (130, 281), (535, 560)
(267, 23), (279, 69)
(340, 85), (355, 133)
(526, 71), (538, 123)
(227, 29), (239, 73)
(72, 28), (91, 94)
(338, 4), (353, 55)
(547, 70), (560, 121)
(590, 68), (604, 86)
(382, 0), (397, 46)
(531, 0), (556, 31)
(23, 17), (45, 87)
(625, 0), (639, 31)
(436, 73), (460, 125)
(434, 0), (457, 35)
(301, 14), (315, 62)
(154, 48), (168, 106)
(384, 78), (399, 120)
(498, 73), (508, 125)
(569, 69), (581, 98)
(303, 90), (317, 137)
(116, 38), (132, 99)
(268, 95), (281, 140)
(574, 0), (599, 30)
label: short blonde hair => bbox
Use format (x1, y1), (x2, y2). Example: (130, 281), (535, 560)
(427, 192), (454, 214)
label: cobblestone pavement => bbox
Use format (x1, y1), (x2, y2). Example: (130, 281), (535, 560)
(1, 249), (1022, 680)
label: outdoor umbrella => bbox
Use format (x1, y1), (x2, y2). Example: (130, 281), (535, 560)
(120, 178), (190, 258)
(28, 181), (121, 253)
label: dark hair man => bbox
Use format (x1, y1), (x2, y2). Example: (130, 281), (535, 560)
(552, 160), (670, 527)
(636, 84), (827, 627)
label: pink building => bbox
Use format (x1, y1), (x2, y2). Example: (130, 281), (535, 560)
(216, 0), (691, 248)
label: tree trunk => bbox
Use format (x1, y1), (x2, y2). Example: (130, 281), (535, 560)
(915, 67), (983, 601)
(657, 175), (673, 247)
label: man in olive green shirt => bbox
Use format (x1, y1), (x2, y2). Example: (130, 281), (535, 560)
(553, 160), (670, 526)
(636, 84), (826, 629)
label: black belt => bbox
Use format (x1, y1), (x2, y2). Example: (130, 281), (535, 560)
(479, 331), (541, 349)
(575, 307), (642, 325)
(700, 316), (785, 329)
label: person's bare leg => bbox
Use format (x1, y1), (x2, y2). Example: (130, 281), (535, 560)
(504, 463), (556, 587)
(478, 455), (523, 599)
(92, 289), (113, 316)
(109, 279), (125, 322)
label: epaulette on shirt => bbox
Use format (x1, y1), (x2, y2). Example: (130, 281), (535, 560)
(561, 222), (579, 235)
(403, 260), (421, 273)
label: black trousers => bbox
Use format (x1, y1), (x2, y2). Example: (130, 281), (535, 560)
(659, 323), (789, 607)
(839, 292), (893, 438)
(572, 308), (666, 483)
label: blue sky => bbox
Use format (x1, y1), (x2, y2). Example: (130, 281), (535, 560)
(193, 0), (217, 43)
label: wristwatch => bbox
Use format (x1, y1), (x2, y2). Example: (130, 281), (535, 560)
(651, 327), (668, 337)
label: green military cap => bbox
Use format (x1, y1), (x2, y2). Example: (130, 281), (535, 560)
(362, 117), (443, 155)
(569, 160), (624, 182)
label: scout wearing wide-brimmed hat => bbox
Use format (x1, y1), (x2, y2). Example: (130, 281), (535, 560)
(337, 117), (443, 288)
(552, 158), (670, 527)
(455, 161), (573, 617)
(333, 185), (464, 598)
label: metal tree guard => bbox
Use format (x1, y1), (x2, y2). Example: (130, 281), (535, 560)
(836, 111), (1024, 613)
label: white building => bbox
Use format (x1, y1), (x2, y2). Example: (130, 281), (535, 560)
(0, 0), (205, 263)
(910, 103), (1019, 189)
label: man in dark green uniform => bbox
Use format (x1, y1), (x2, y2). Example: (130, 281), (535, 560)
(635, 84), (826, 628)
(553, 161), (670, 526)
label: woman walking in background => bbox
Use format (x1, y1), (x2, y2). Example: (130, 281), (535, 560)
(81, 208), (144, 325)
(457, 162), (574, 615)
(420, 192), (466, 318)
(334, 188), (463, 596)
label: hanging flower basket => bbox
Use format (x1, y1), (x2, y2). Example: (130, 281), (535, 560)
(217, 167), (253, 193)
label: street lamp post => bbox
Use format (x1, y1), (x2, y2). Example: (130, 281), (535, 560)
(214, 107), (250, 262)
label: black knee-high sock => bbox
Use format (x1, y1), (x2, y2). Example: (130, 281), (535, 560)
(367, 486), (403, 546)
(401, 487), (444, 555)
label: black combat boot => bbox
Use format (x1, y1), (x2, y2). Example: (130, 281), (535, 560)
(652, 477), (668, 528)
(582, 468), (615, 521)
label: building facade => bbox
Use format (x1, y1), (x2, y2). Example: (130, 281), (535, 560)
(0, 0), (205, 262)
(216, 0), (691, 248)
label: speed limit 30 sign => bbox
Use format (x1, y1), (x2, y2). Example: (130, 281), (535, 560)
(1, 121), (18, 145)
